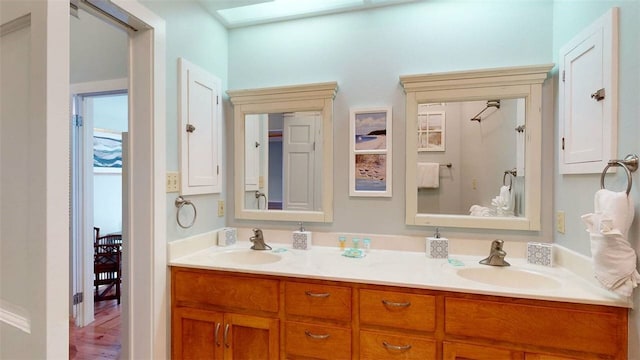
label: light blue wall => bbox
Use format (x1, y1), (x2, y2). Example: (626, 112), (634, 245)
(141, 1), (230, 241)
(227, 0), (555, 241)
(551, 1), (640, 357)
(92, 94), (128, 235)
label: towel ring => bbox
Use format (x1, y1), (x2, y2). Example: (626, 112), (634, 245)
(600, 154), (639, 196)
(502, 168), (517, 191)
(175, 196), (197, 229)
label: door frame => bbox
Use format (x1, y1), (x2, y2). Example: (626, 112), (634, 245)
(70, 79), (128, 328)
(109, 1), (167, 358)
(70, 1), (167, 356)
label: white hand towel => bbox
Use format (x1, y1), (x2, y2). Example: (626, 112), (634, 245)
(582, 189), (640, 297)
(469, 205), (492, 216)
(417, 162), (439, 189)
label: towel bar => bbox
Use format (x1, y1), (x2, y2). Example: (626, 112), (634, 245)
(600, 154), (638, 196)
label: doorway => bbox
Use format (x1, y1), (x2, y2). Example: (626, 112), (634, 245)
(70, 88), (127, 327)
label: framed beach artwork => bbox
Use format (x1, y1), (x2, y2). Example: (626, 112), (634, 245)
(417, 111), (445, 152)
(93, 129), (123, 173)
(349, 107), (392, 197)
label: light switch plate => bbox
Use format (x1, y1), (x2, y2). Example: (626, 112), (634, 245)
(166, 172), (179, 192)
(556, 211), (565, 234)
(217, 200), (225, 217)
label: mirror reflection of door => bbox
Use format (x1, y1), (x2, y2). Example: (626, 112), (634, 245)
(245, 111), (321, 211)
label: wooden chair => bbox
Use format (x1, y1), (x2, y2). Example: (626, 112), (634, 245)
(94, 233), (122, 304)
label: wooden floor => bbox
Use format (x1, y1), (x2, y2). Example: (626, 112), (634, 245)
(69, 299), (121, 360)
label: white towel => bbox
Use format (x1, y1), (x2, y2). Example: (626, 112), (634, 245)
(491, 185), (514, 216)
(469, 205), (492, 216)
(582, 189), (640, 296)
(417, 162), (439, 188)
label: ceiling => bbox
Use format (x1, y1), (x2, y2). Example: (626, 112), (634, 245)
(196, 0), (419, 28)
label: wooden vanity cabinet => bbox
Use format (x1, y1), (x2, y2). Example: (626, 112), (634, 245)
(284, 281), (352, 359)
(171, 268), (280, 360)
(359, 289), (437, 359)
(171, 267), (628, 360)
(172, 307), (278, 360)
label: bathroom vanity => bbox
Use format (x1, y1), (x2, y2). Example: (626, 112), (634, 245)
(170, 241), (629, 360)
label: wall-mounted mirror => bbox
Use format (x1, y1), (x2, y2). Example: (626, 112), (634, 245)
(228, 82), (337, 222)
(401, 64), (553, 230)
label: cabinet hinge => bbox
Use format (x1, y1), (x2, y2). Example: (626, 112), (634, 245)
(73, 292), (83, 305)
(217, 96), (219, 105)
(217, 165), (220, 175)
(74, 115), (83, 127)
(561, 137), (565, 150)
(562, 70), (565, 82)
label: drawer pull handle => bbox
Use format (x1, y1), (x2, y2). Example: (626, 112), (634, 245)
(382, 299), (411, 308)
(304, 330), (331, 340)
(382, 341), (412, 352)
(214, 322), (221, 347)
(305, 291), (330, 298)
(223, 323), (230, 348)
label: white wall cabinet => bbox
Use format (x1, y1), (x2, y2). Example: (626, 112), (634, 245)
(179, 58), (222, 194)
(558, 8), (618, 174)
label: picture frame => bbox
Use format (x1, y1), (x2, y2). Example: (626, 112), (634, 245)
(349, 107), (392, 197)
(418, 111), (445, 152)
(93, 129), (123, 173)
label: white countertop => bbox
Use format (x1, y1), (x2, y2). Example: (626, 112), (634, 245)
(169, 238), (631, 308)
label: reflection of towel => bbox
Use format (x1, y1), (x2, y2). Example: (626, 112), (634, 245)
(582, 189), (640, 296)
(417, 162), (439, 188)
(469, 205), (492, 216)
(491, 185), (514, 216)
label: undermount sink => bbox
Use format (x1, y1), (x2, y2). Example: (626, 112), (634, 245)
(454, 267), (562, 290)
(210, 249), (282, 265)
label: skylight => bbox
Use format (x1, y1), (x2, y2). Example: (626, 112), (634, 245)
(214, 0), (415, 28)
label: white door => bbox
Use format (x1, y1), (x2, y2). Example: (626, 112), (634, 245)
(1, 1), (70, 359)
(283, 112), (319, 211)
(179, 58), (222, 195)
(559, 8), (618, 174)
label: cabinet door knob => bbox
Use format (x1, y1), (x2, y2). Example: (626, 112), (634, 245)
(223, 323), (230, 348)
(186, 124), (196, 133)
(382, 341), (412, 352)
(382, 299), (411, 308)
(591, 88), (605, 101)
(304, 330), (330, 340)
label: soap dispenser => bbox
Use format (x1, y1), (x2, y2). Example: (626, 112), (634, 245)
(292, 222), (312, 250)
(426, 228), (449, 259)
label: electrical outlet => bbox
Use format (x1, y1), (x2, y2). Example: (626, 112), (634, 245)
(166, 172), (179, 192)
(556, 211), (565, 234)
(258, 175), (264, 188)
(472, 178), (477, 190)
(217, 200), (225, 217)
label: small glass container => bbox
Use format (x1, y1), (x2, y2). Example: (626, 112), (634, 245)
(363, 238), (371, 253)
(352, 238), (360, 249)
(338, 236), (346, 250)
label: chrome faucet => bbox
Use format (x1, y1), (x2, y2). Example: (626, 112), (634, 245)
(249, 228), (272, 250)
(479, 239), (510, 266)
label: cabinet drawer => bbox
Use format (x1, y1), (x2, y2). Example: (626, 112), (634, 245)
(285, 282), (351, 322)
(445, 297), (626, 357)
(360, 330), (436, 359)
(173, 269), (279, 313)
(285, 321), (351, 359)
(360, 289), (436, 332)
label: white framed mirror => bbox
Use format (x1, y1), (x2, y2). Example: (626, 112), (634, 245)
(401, 64), (553, 230)
(228, 82), (338, 222)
